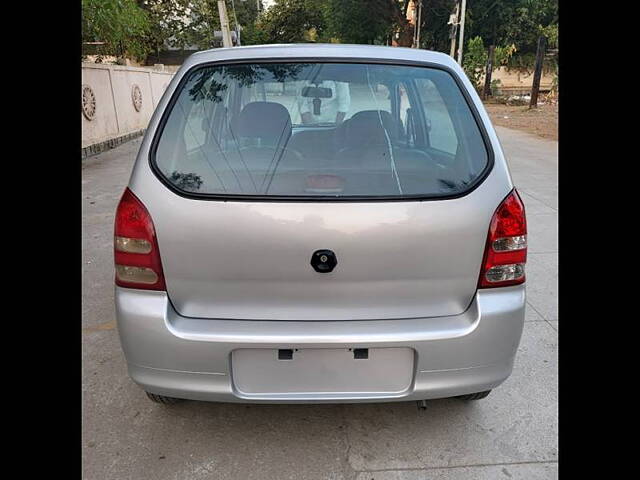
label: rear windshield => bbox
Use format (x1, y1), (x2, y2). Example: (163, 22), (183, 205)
(152, 62), (490, 198)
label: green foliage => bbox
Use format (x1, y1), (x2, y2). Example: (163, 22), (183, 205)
(465, 0), (557, 54)
(139, 1), (262, 51)
(462, 37), (515, 90)
(323, 0), (402, 45)
(230, 0), (263, 45)
(549, 74), (558, 99)
(462, 36), (487, 90)
(490, 79), (502, 96)
(233, 0), (262, 27)
(257, 0), (326, 44)
(414, 0), (459, 50)
(82, 0), (151, 60)
(397, 0), (557, 57)
(464, 0), (557, 69)
(172, 0), (221, 50)
(538, 23), (558, 48)
(138, 0), (192, 55)
(82, 0), (558, 69)
(240, 21), (270, 46)
(495, 44), (517, 65)
(84, 0), (263, 59)
(256, 0), (402, 45)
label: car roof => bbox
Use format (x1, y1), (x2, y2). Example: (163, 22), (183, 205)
(184, 43), (459, 70)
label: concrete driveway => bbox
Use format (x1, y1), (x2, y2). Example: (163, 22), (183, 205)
(82, 126), (558, 480)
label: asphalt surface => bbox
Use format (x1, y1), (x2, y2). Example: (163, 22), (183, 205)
(82, 126), (558, 480)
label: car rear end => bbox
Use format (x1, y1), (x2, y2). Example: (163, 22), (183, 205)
(114, 44), (526, 403)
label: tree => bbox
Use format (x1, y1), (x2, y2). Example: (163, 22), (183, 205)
(82, 0), (151, 61)
(156, 0), (264, 49)
(464, 0), (557, 57)
(257, 0), (405, 45)
(462, 36), (516, 90)
(138, 0), (192, 60)
(172, 0), (221, 50)
(232, 0), (262, 29)
(84, 0), (558, 68)
(228, 0), (264, 45)
(323, 0), (402, 45)
(257, 0), (326, 44)
(405, 0), (557, 62)
(411, 0), (454, 50)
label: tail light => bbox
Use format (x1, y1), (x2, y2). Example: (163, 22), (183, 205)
(114, 188), (166, 290)
(478, 189), (527, 288)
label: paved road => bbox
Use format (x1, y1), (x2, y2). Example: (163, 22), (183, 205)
(82, 126), (558, 480)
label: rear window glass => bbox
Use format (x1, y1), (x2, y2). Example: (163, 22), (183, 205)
(153, 62), (489, 198)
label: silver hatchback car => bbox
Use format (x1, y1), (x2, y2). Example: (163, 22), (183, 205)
(114, 44), (526, 405)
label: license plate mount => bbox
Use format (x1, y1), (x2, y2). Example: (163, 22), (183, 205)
(231, 347), (415, 399)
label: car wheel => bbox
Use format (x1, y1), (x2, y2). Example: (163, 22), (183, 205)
(457, 390), (492, 401)
(145, 392), (184, 405)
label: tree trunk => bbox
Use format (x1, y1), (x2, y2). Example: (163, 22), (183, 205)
(529, 36), (547, 109)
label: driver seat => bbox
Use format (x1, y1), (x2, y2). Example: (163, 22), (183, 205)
(232, 101), (292, 150)
(335, 110), (401, 169)
(224, 101), (298, 192)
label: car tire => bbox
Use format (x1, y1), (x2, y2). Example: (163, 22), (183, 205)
(145, 392), (184, 405)
(457, 390), (492, 401)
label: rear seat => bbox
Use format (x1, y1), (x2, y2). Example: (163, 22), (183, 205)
(287, 129), (338, 169)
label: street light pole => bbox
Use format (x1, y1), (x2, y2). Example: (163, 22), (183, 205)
(415, 0), (422, 49)
(217, 0), (233, 47)
(412, 1), (418, 47)
(449, 2), (460, 58)
(230, 0), (241, 46)
(456, 0), (467, 64)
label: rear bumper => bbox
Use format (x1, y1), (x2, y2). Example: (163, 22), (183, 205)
(115, 286), (525, 403)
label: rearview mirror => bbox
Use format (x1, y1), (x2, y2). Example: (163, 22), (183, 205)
(301, 86), (333, 98)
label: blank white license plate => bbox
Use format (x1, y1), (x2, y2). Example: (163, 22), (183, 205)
(231, 347), (414, 398)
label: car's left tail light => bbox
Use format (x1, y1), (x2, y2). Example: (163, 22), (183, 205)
(114, 188), (166, 290)
(478, 189), (527, 288)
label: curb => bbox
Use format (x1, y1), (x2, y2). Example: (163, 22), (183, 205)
(82, 129), (146, 159)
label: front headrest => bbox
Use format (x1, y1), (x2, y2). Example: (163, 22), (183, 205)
(343, 110), (397, 148)
(234, 101), (292, 141)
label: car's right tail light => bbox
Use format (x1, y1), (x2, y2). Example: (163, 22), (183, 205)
(478, 189), (527, 288)
(114, 188), (166, 291)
